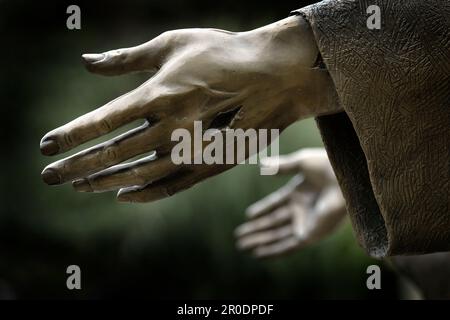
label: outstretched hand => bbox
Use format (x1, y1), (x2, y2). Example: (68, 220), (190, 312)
(40, 16), (339, 203)
(235, 148), (347, 258)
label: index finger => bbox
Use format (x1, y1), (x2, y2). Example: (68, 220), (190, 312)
(40, 85), (151, 156)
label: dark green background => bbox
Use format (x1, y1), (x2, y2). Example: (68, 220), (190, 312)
(0, 0), (398, 299)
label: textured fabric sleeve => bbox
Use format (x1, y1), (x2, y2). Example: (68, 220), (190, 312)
(292, 0), (450, 257)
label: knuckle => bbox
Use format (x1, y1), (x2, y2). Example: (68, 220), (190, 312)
(161, 30), (175, 39)
(62, 132), (73, 149)
(160, 29), (193, 51)
(130, 168), (146, 186)
(100, 144), (118, 167)
(107, 49), (125, 60)
(158, 31), (176, 48)
(98, 118), (113, 134)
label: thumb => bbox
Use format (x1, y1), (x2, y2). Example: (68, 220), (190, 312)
(82, 33), (172, 76)
(260, 154), (301, 175)
(81, 47), (153, 76)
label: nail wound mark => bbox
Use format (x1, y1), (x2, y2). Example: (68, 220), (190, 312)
(208, 106), (242, 130)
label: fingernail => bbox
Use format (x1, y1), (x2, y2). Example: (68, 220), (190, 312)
(82, 53), (105, 64)
(41, 168), (61, 185)
(40, 139), (59, 156)
(72, 179), (93, 192)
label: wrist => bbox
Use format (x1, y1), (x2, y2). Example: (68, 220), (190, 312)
(244, 15), (318, 69)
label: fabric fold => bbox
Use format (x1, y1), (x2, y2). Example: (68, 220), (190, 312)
(292, 0), (450, 257)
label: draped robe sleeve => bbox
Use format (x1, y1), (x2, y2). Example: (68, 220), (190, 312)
(292, 0), (450, 257)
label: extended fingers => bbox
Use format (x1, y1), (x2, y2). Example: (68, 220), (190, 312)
(236, 225), (294, 251)
(41, 121), (172, 185)
(253, 236), (300, 258)
(40, 33), (177, 157)
(73, 155), (177, 193)
(245, 175), (302, 219)
(235, 207), (291, 238)
(40, 85), (152, 157)
(116, 164), (231, 203)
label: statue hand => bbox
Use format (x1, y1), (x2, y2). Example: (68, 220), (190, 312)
(40, 16), (339, 203)
(235, 148), (347, 258)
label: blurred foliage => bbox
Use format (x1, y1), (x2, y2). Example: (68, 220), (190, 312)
(0, 0), (397, 298)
